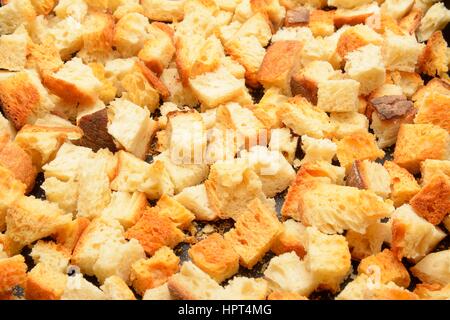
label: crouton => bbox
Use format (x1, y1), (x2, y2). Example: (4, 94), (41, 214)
(391, 204), (446, 261)
(156, 194), (195, 230)
(383, 161), (420, 207)
(125, 208), (185, 256)
(329, 112), (369, 140)
(346, 220), (392, 260)
(189, 67), (246, 108)
(416, 2), (450, 42)
(414, 283), (450, 300)
(6, 196), (71, 247)
(130, 246), (180, 296)
(336, 24), (383, 60)
(268, 127), (298, 164)
(420, 159), (450, 186)
(334, 2), (379, 27)
(328, 0), (372, 9)
(0, 166), (25, 232)
(0, 255), (27, 299)
(414, 92), (450, 133)
(218, 277), (269, 300)
(188, 233), (239, 283)
(271, 25), (314, 43)
(61, 273), (106, 300)
(271, 219), (307, 258)
(76, 107), (117, 152)
(346, 160), (391, 199)
(205, 158), (269, 220)
(101, 276), (136, 300)
(358, 249), (410, 287)
(300, 135), (337, 165)
(290, 60), (337, 105)
(389, 71), (423, 98)
(0, 27), (28, 71)
(107, 98), (156, 159)
(0, 141), (36, 192)
(399, 6), (423, 34)
(141, 0), (184, 22)
(102, 192), (146, 230)
(53, 0), (87, 21)
(44, 16), (84, 60)
(382, 32), (424, 72)
(160, 67), (198, 107)
(0, 233), (22, 257)
(224, 199), (281, 269)
(174, 184), (216, 221)
(410, 175), (450, 225)
(280, 97), (333, 139)
(284, 7), (309, 27)
(232, 12), (273, 46)
(113, 13), (150, 57)
(394, 124), (449, 174)
(411, 250), (450, 286)
(305, 227), (351, 292)
(167, 261), (223, 300)
(418, 31), (449, 76)
(0, 0), (36, 35)
(317, 79), (360, 113)
(55, 217), (90, 254)
(336, 132), (385, 172)
(251, 88), (286, 129)
(30, 240), (70, 273)
(307, 9), (334, 36)
(26, 263), (67, 300)
(257, 40), (303, 95)
(380, 0), (414, 20)
(143, 283), (173, 300)
(412, 77), (450, 103)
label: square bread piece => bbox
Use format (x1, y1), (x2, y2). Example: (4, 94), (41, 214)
(416, 2), (450, 42)
(346, 160), (391, 199)
(271, 219), (307, 258)
(383, 161), (420, 207)
(0, 166), (25, 232)
(219, 277), (269, 300)
(391, 204), (446, 261)
(101, 191), (147, 229)
(410, 250), (450, 286)
(101, 275), (136, 300)
(224, 199), (282, 269)
(173, 184), (217, 221)
(155, 194), (195, 230)
(317, 79), (360, 113)
(0, 27), (28, 71)
(188, 233), (239, 283)
(414, 91), (450, 133)
(420, 159), (450, 186)
(394, 124), (449, 174)
(382, 32), (424, 72)
(0, 254), (28, 299)
(26, 262), (67, 300)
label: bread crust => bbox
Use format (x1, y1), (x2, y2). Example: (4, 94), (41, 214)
(77, 108), (117, 152)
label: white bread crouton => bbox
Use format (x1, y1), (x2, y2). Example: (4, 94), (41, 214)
(113, 13), (150, 57)
(107, 98), (156, 159)
(231, 12), (272, 46)
(391, 204), (446, 261)
(390, 71), (423, 98)
(141, 0), (184, 22)
(346, 220), (392, 260)
(305, 227), (351, 292)
(300, 135), (337, 165)
(317, 79), (360, 113)
(6, 196), (72, 247)
(382, 32), (424, 72)
(156, 194), (195, 230)
(411, 250), (450, 286)
(416, 2), (450, 42)
(271, 219), (307, 258)
(380, 0), (414, 20)
(346, 160), (391, 199)
(268, 128), (298, 164)
(45, 16), (84, 60)
(327, 0), (372, 9)
(174, 184), (216, 221)
(102, 191), (147, 229)
(420, 159), (450, 186)
(143, 283), (173, 300)
(336, 24), (382, 60)
(160, 67), (199, 107)
(0, 0), (36, 35)
(53, 0), (87, 21)
(29, 240), (70, 273)
(0, 166), (26, 232)
(219, 277), (269, 300)
(345, 44), (385, 95)
(333, 2), (380, 27)
(224, 199), (282, 269)
(297, 182), (393, 234)
(384, 161), (420, 207)
(271, 26), (313, 43)
(61, 273), (106, 300)
(0, 27), (28, 71)
(329, 112), (369, 140)
(101, 276), (136, 300)
(26, 262), (67, 300)
(241, 146), (296, 197)
(264, 252), (318, 296)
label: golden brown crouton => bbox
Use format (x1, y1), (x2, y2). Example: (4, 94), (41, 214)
(398, 6), (423, 35)
(308, 9), (334, 37)
(346, 160), (391, 199)
(88, 63), (117, 104)
(336, 132), (385, 172)
(267, 291), (308, 300)
(384, 161), (420, 207)
(410, 250), (450, 286)
(418, 31), (449, 77)
(420, 159), (450, 186)
(0, 141), (36, 192)
(26, 40), (63, 77)
(334, 3), (378, 27)
(346, 220), (391, 260)
(414, 283), (450, 300)
(188, 233), (239, 283)
(25, 263), (67, 300)
(0, 166), (25, 232)
(0, 255), (27, 299)
(412, 78), (450, 103)
(55, 217), (90, 254)
(358, 249), (410, 288)
(271, 219), (307, 258)
(224, 199), (282, 269)
(410, 175), (450, 225)
(156, 194), (195, 230)
(414, 92), (450, 133)
(130, 246), (180, 296)
(336, 24), (382, 60)
(393, 124), (449, 174)
(125, 208), (185, 256)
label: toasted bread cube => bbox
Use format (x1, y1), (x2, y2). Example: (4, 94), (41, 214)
(167, 261), (223, 300)
(0, 71), (55, 130)
(141, 0), (184, 22)
(280, 97), (333, 139)
(257, 40), (303, 95)
(383, 161), (420, 207)
(305, 227), (351, 292)
(205, 158), (268, 220)
(336, 132), (385, 172)
(329, 112), (369, 140)
(421, 159), (450, 185)
(101, 275), (136, 300)
(297, 182), (393, 234)
(414, 283), (450, 300)
(102, 191), (146, 229)
(6, 196), (71, 247)
(336, 24), (383, 59)
(61, 273), (106, 300)
(346, 160), (391, 199)
(327, 0), (372, 9)
(0, 233), (22, 258)
(410, 175), (450, 225)
(391, 204), (446, 261)
(317, 79), (360, 113)
(389, 71), (423, 98)
(308, 9), (334, 36)
(268, 291), (308, 300)
(271, 26), (314, 44)
(26, 263), (67, 300)
(143, 283), (172, 300)
(0, 27), (28, 71)
(156, 194), (195, 230)
(268, 127), (298, 164)
(189, 67), (246, 108)
(418, 31), (448, 76)
(219, 277), (269, 300)
(284, 7), (309, 28)
(188, 233), (239, 283)
(416, 2), (450, 42)
(113, 13), (150, 57)
(125, 208), (184, 256)
(55, 217), (90, 254)
(232, 12), (273, 46)
(107, 98), (156, 159)
(414, 92), (450, 133)
(382, 32), (424, 72)
(44, 16), (84, 60)
(411, 250), (450, 286)
(358, 249), (410, 287)
(412, 77), (450, 103)
(399, 6), (423, 35)
(0, 166), (25, 232)
(271, 219), (307, 258)
(160, 67), (198, 107)
(0, 0), (35, 35)
(30, 240), (70, 273)
(173, 184), (216, 221)
(300, 135), (337, 165)
(394, 124), (449, 174)
(380, 0), (414, 20)
(346, 220), (392, 260)
(0, 255), (27, 299)
(241, 146), (296, 197)
(130, 246), (179, 296)
(224, 199), (282, 269)
(334, 2), (379, 27)
(53, 0), (88, 21)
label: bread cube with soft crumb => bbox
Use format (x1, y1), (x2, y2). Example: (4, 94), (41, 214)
(418, 31), (448, 77)
(268, 128), (298, 164)
(389, 71), (423, 98)
(0, 0), (35, 35)
(271, 219), (307, 258)
(30, 240), (70, 273)
(101, 275), (136, 300)
(0, 26), (28, 71)
(0, 166), (25, 232)
(394, 124), (449, 174)
(414, 91), (450, 133)
(317, 79), (360, 113)
(188, 233), (239, 283)
(102, 191), (147, 229)
(383, 161), (420, 207)
(346, 220), (392, 260)
(382, 32), (424, 72)
(0, 255), (28, 299)
(130, 246), (179, 296)
(420, 159), (450, 186)
(330, 112), (369, 140)
(416, 2), (450, 42)
(113, 12), (150, 57)
(219, 277), (269, 300)
(174, 184), (216, 221)
(346, 160), (391, 199)
(26, 262), (67, 300)
(300, 135), (337, 165)
(336, 24), (383, 60)
(156, 194), (195, 230)
(411, 250), (450, 286)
